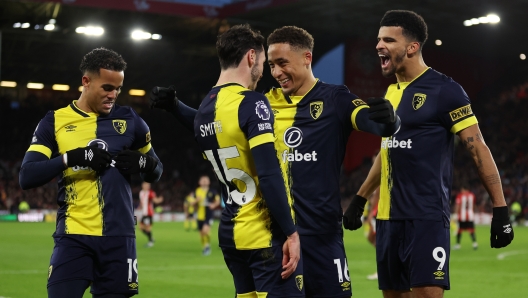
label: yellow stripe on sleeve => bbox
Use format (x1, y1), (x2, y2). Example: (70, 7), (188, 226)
(138, 143), (152, 154)
(27, 144), (52, 159)
(351, 105), (369, 131)
(248, 133), (274, 149)
(450, 116), (478, 134)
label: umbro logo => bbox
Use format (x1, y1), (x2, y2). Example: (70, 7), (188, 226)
(139, 156), (146, 169)
(503, 224), (512, 233)
(85, 149), (94, 161)
(65, 125), (77, 132)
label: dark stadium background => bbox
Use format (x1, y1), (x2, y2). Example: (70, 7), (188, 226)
(0, 0), (527, 221)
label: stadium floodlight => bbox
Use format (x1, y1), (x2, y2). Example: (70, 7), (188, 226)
(463, 20), (472, 26)
(27, 83), (44, 89)
(44, 24), (55, 31)
(1, 81), (17, 87)
(487, 14), (500, 23)
(13, 22), (21, 28)
(151, 34), (162, 40)
(521, 54), (526, 60)
(435, 39), (442, 46)
(76, 26), (104, 36)
(131, 30), (152, 40)
(49, 19), (56, 24)
(21, 22), (30, 29)
(52, 84), (70, 91)
(129, 89), (146, 96)
(78, 86), (84, 92)
(464, 14), (500, 27)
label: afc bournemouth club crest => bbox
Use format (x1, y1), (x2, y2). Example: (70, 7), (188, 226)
(310, 101), (323, 120)
(412, 93), (427, 110)
(113, 120), (127, 134)
(295, 275), (304, 291)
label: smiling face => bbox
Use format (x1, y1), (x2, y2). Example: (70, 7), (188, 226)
(81, 68), (124, 115)
(267, 43), (311, 96)
(376, 26), (410, 78)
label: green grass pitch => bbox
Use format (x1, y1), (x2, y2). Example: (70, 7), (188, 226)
(0, 222), (526, 297)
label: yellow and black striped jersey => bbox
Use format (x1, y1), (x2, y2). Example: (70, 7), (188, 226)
(265, 80), (369, 235)
(194, 83), (288, 249)
(26, 101), (152, 236)
(193, 187), (220, 221)
(377, 68), (478, 221)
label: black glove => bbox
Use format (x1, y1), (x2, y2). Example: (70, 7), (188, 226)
(66, 145), (112, 172)
(367, 97), (396, 124)
(343, 195), (368, 231)
(150, 85), (179, 111)
(114, 150), (157, 175)
(490, 206), (514, 248)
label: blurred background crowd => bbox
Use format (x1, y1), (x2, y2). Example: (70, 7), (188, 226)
(1, 77), (527, 222)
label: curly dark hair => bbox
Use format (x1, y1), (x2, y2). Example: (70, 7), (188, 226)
(380, 10), (428, 49)
(216, 24), (265, 70)
(79, 47), (127, 75)
(267, 26), (314, 52)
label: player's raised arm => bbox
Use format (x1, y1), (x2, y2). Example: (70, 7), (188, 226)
(457, 124), (514, 248)
(150, 85), (197, 132)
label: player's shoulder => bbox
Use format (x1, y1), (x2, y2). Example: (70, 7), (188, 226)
(316, 81), (360, 101)
(264, 86), (284, 101)
(428, 68), (467, 95)
(111, 104), (137, 117)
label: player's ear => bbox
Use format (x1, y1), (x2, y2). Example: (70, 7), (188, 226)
(407, 41), (420, 55)
(247, 49), (257, 68)
(81, 75), (91, 88)
(303, 51), (313, 67)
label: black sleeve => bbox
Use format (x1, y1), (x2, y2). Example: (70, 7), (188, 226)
(251, 142), (296, 237)
(19, 151), (65, 190)
(169, 101), (197, 132)
(140, 148), (163, 183)
(355, 108), (401, 137)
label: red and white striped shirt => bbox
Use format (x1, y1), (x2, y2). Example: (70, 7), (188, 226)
(456, 190), (476, 222)
(139, 189), (156, 217)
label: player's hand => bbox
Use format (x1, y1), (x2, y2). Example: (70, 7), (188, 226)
(150, 85), (179, 111)
(490, 206), (514, 248)
(114, 150), (158, 174)
(343, 195), (368, 231)
(281, 231), (300, 279)
(65, 145), (111, 172)
(367, 97), (396, 124)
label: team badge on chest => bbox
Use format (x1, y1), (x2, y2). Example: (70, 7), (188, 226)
(310, 101), (323, 120)
(113, 120), (127, 134)
(412, 93), (427, 110)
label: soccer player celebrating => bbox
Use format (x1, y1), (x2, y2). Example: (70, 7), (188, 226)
(343, 10), (514, 298)
(19, 48), (163, 298)
(138, 182), (163, 247)
(167, 24), (303, 297)
(188, 175), (220, 255)
(453, 185), (478, 250)
(151, 25), (401, 297)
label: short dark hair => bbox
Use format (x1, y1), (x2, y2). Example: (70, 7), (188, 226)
(216, 24), (265, 70)
(267, 26), (314, 51)
(79, 47), (127, 75)
(380, 10), (428, 48)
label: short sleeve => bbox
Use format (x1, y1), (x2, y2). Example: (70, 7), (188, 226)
(27, 111), (57, 159)
(333, 86), (369, 130)
(130, 109), (152, 154)
(238, 91), (275, 149)
(438, 82), (478, 134)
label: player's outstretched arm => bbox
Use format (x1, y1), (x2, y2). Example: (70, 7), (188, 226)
(458, 124), (514, 248)
(251, 142), (300, 279)
(354, 97), (401, 137)
(150, 86), (196, 132)
(343, 152), (382, 231)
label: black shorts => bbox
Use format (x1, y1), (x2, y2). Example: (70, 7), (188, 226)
(140, 215), (152, 226)
(376, 220), (450, 291)
(221, 245), (304, 298)
(197, 219), (213, 230)
(458, 221), (475, 230)
(301, 233), (352, 297)
(47, 235), (138, 296)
